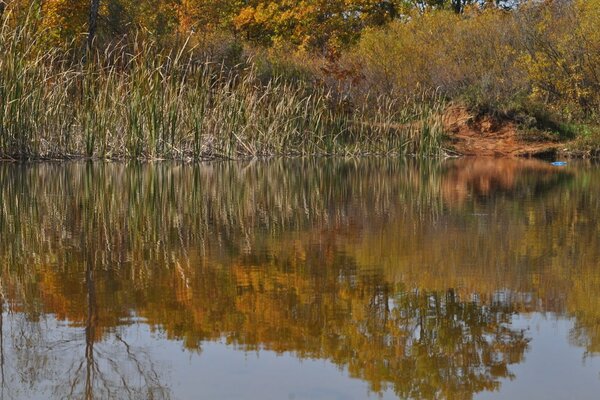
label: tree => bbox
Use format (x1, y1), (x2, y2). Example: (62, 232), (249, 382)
(177, 0), (242, 32)
(41, 0), (88, 45)
(404, 0), (513, 14)
(232, 0), (402, 51)
(87, 0), (101, 51)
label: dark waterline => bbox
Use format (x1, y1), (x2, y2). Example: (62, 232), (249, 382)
(0, 158), (599, 399)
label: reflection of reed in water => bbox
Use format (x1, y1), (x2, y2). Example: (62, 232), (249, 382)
(0, 159), (447, 269)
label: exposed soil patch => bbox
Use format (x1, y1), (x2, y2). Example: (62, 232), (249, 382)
(443, 106), (565, 158)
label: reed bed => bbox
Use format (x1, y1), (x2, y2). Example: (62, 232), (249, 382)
(0, 19), (446, 160)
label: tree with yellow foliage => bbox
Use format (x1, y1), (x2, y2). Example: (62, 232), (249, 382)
(177, 0), (242, 32)
(232, 0), (402, 51)
(40, 0), (88, 44)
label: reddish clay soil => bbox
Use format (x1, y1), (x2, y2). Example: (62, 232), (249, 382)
(443, 106), (563, 157)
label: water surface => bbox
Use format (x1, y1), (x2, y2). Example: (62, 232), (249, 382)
(0, 158), (599, 399)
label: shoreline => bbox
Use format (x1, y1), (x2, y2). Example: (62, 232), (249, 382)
(0, 148), (598, 163)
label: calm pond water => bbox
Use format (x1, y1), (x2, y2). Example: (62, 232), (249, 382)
(0, 158), (599, 400)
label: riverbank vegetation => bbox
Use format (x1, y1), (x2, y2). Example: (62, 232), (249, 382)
(1, 0), (600, 159)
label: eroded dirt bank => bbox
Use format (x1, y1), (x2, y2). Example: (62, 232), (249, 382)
(443, 106), (566, 158)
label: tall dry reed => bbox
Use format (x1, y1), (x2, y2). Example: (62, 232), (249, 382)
(0, 17), (446, 160)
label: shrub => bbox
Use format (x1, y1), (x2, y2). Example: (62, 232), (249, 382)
(346, 1), (600, 119)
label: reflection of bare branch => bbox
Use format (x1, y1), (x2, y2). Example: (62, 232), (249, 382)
(114, 333), (161, 386)
(0, 279), (5, 399)
(68, 359), (85, 399)
(55, 329), (171, 400)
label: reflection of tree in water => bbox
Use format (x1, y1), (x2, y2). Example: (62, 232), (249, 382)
(0, 268), (170, 400)
(174, 254), (530, 400)
(565, 268), (600, 357)
(0, 247), (529, 399)
(63, 260), (169, 400)
(85, 245), (527, 399)
(387, 289), (528, 398)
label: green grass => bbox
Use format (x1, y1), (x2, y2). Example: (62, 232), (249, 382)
(0, 19), (446, 161)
